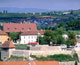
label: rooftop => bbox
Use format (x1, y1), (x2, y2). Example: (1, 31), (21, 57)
(0, 61), (59, 65)
(1, 40), (15, 48)
(0, 30), (7, 35)
(3, 23), (37, 33)
(21, 30), (45, 35)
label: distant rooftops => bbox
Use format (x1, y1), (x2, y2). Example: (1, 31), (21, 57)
(3, 23), (37, 33)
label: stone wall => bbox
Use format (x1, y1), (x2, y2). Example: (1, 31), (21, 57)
(1, 49), (9, 60)
(30, 50), (72, 57)
(12, 50), (29, 58)
(78, 63), (80, 65)
(11, 49), (72, 58)
(29, 45), (62, 51)
(1, 48), (15, 60)
(11, 45), (72, 57)
(74, 48), (80, 62)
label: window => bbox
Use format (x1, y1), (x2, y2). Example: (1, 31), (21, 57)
(7, 28), (9, 30)
(32, 36), (33, 39)
(24, 36), (25, 39)
(29, 28), (31, 30)
(22, 28), (24, 30)
(15, 28), (17, 30)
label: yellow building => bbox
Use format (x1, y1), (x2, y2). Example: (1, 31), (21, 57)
(0, 30), (9, 44)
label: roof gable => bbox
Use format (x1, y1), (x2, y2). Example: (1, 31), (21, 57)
(1, 41), (15, 48)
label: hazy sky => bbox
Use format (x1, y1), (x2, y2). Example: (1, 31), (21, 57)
(0, 0), (80, 10)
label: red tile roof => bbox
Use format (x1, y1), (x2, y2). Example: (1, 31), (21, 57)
(3, 23), (37, 33)
(0, 61), (59, 65)
(0, 30), (7, 35)
(0, 61), (28, 65)
(29, 42), (39, 44)
(1, 40), (15, 48)
(36, 61), (59, 65)
(21, 30), (45, 35)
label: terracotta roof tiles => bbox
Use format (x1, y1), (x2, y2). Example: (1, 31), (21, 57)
(1, 40), (15, 48)
(0, 61), (59, 65)
(3, 23), (37, 33)
(21, 30), (45, 35)
(0, 30), (7, 35)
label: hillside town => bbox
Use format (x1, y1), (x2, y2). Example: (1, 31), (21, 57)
(0, 22), (80, 65)
(0, 0), (80, 65)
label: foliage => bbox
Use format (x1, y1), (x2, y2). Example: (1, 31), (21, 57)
(38, 37), (47, 45)
(39, 28), (66, 45)
(0, 25), (3, 30)
(15, 44), (27, 48)
(66, 40), (72, 47)
(31, 54), (76, 61)
(56, 27), (66, 35)
(73, 53), (79, 61)
(10, 55), (27, 59)
(67, 20), (80, 30)
(67, 31), (77, 46)
(9, 32), (21, 41)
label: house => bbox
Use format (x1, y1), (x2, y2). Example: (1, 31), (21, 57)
(1, 40), (15, 60)
(3, 23), (37, 33)
(0, 61), (59, 65)
(62, 34), (68, 40)
(0, 30), (9, 44)
(20, 30), (45, 44)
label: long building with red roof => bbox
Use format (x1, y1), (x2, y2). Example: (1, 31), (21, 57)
(3, 23), (37, 33)
(20, 30), (45, 44)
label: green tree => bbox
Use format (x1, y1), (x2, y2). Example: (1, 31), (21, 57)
(67, 20), (80, 30)
(38, 37), (47, 45)
(67, 31), (77, 46)
(56, 27), (66, 35)
(9, 32), (21, 41)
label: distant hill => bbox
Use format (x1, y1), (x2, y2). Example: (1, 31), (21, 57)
(0, 7), (50, 13)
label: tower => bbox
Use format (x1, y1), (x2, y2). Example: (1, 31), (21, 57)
(1, 40), (15, 61)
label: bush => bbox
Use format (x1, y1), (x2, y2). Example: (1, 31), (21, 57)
(10, 55), (27, 59)
(30, 54), (76, 61)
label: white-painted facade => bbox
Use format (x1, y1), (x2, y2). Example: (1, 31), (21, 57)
(20, 35), (43, 44)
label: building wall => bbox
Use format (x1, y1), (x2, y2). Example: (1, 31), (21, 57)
(1, 48), (9, 60)
(20, 35), (43, 44)
(0, 35), (9, 44)
(29, 50), (72, 57)
(11, 49), (72, 58)
(1, 48), (15, 60)
(12, 50), (29, 58)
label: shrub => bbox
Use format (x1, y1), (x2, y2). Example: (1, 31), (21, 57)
(30, 54), (76, 61)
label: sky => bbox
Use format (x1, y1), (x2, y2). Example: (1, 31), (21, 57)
(0, 0), (80, 10)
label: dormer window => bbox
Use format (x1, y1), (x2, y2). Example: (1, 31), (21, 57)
(29, 28), (31, 30)
(15, 28), (17, 30)
(22, 28), (24, 30)
(7, 28), (9, 30)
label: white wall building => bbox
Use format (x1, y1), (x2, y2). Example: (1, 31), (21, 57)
(62, 34), (68, 40)
(20, 31), (44, 44)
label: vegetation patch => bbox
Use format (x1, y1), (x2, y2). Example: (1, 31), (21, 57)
(30, 54), (78, 61)
(10, 55), (27, 59)
(15, 44), (27, 48)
